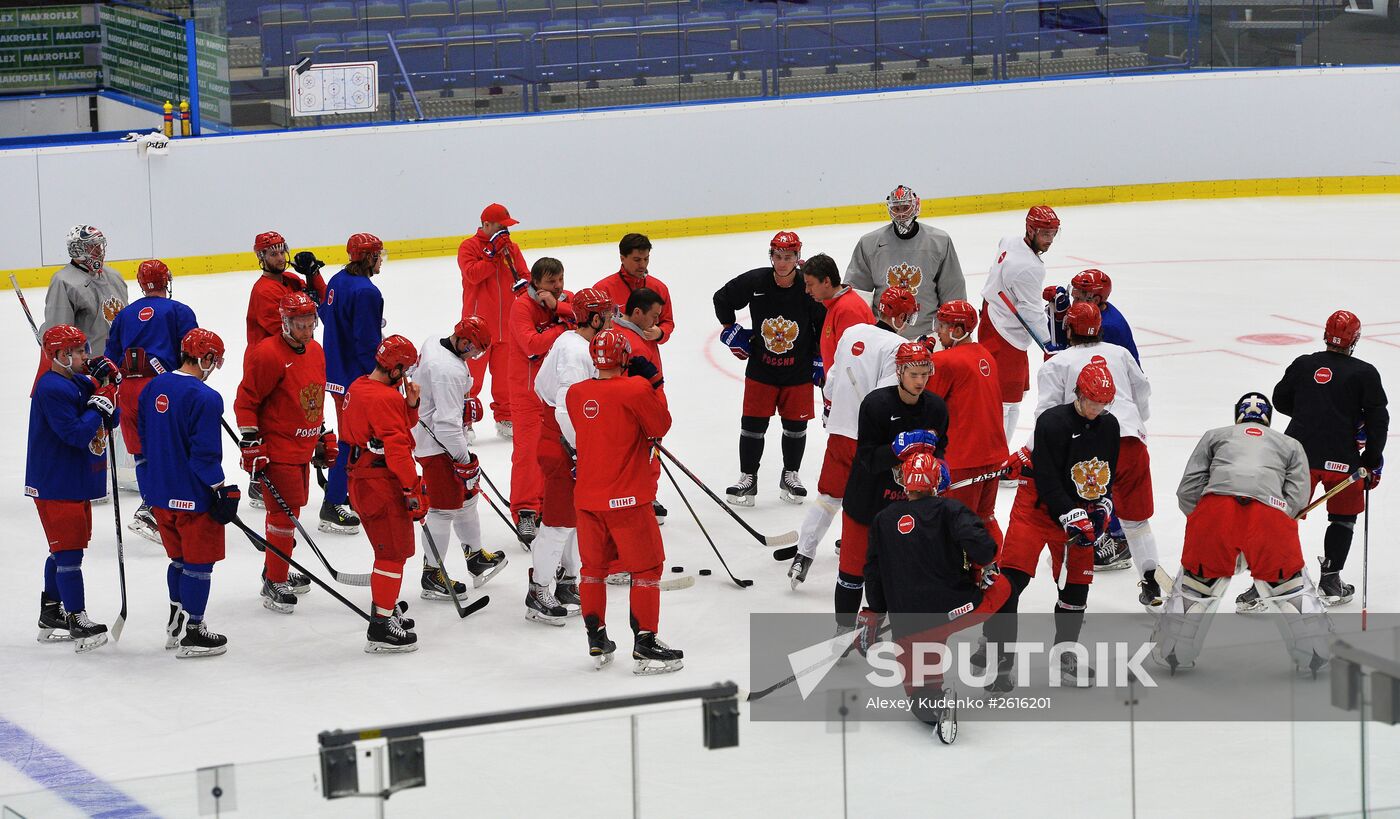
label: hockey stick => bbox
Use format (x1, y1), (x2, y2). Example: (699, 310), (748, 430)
(996, 291), (1049, 354)
(107, 444), (128, 642)
(657, 456), (753, 589)
(948, 467), (1010, 492)
(747, 622), (892, 702)
(419, 519), (491, 619)
(1362, 485), (1370, 631)
(415, 420), (522, 540)
(477, 464), (519, 535)
(218, 420), (371, 586)
(315, 464), (327, 490)
(1295, 469), (1365, 519)
(228, 514), (372, 622)
(9, 274), (41, 344)
(652, 442), (798, 548)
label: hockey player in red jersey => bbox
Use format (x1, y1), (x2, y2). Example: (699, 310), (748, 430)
(926, 299), (1010, 546)
(593, 233), (675, 348)
(805, 253), (875, 380)
(234, 291), (331, 615)
(245, 231), (327, 355)
(506, 257), (577, 544)
(341, 335), (425, 653)
(608, 286), (671, 526)
(459, 203), (529, 439)
(565, 329), (680, 673)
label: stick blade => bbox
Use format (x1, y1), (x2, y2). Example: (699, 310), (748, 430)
(772, 545), (798, 562)
(762, 530), (798, 548)
(660, 575), (694, 591)
(334, 572), (373, 587)
(110, 614), (125, 642)
(459, 595), (490, 618)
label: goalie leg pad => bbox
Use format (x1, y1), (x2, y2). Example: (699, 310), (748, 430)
(1150, 572), (1228, 673)
(1256, 573), (1332, 674)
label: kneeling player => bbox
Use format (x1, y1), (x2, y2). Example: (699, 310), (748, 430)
(140, 329), (240, 658)
(29, 325), (119, 652)
(989, 362), (1119, 689)
(1151, 393), (1329, 675)
(862, 452), (1010, 729)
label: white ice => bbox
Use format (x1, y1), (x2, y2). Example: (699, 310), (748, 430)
(2, 196), (1399, 817)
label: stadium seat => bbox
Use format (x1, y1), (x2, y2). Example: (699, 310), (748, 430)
(407, 0), (455, 26)
(259, 3), (309, 65)
(459, 0), (505, 25)
(504, 0), (554, 22)
(874, 7), (927, 62)
(363, 0), (408, 27)
(591, 30), (642, 80)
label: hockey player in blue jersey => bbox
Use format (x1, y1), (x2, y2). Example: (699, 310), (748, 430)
(1043, 269), (1141, 363)
(103, 259), (198, 544)
(138, 328), (241, 659)
(28, 324), (120, 653)
(317, 232), (386, 536)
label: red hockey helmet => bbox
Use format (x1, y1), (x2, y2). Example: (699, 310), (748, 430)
(136, 259), (172, 294)
(935, 299), (978, 333)
(454, 315), (492, 357)
(901, 452), (951, 496)
(1076, 361), (1116, 403)
(253, 231), (286, 255)
(181, 328), (225, 369)
(770, 230), (802, 255)
(590, 328), (632, 371)
(1026, 206), (1060, 232)
(279, 291), (317, 320)
(1070, 268), (1112, 302)
(895, 341), (932, 371)
(1324, 310), (1361, 350)
(571, 287), (615, 325)
(347, 232), (383, 263)
(375, 334), (417, 371)
(42, 324), (87, 358)
(1064, 302), (1102, 339)
(878, 285), (918, 321)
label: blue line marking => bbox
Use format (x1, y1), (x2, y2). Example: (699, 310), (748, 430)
(0, 717), (157, 817)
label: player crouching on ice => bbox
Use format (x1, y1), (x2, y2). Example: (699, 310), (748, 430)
(1151, 393), (1331, 676)
(859, 452), (1010, 737)
(29, 325), (121, 652)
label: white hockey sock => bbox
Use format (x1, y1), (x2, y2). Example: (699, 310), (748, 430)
(560, 528), (579, 576)
(452, 494), (483, 553)
(797, 493), (841, 559)
(532, 525), (567, 580)
(1002, 403), (1021, 448)
(1122, 519), (1159, 574)
(422, 509), (454, 567)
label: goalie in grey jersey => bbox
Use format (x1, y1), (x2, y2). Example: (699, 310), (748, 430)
(1151, 392), (1331, 675)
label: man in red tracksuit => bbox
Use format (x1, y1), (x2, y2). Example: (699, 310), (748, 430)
(458, 203), (529, 439)
(234, 291), (335, 615)
(566, 328), (682, 674)
(340, 334), (426, 654)
(593, 233), (675, 348)
(506, 257), (576, 544)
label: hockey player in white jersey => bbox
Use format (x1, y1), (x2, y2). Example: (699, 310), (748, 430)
(843, 185), (965, 340)
(1033, 302), (1162, 608)
(1151, 392), (1329, 675)
(790, 286), (916, 588)
(410, 316), (508, 602)
(530, 288), (616, 624)
(978, 206), (1059, 450)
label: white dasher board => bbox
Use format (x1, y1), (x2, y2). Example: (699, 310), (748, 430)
(289, 61), (378, 117)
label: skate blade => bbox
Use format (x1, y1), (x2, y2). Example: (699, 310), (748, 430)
(247, 496), (266, 510)
(318, 521), (361, 535)
(288, 584), (310, 596)
(37, 628), (73, 643)
(470, 559), (508, 589)
(593, 652), (615, 670)
(261, 597), (296, 615)
(1236, 601), (1267, 614)
(1093, 560), (1133, 572)
(633, 658), (684, 675)
(420, 589), (455, 601)
(726, 495), (755, 507)
(525, 611), (567, 627)
(935, 714), (958, 745)
(563, 605), (582, 617)
(176, 644), (228, 659)
(605, 573), (631, 586)
(128, 520), (163, 544)
(779, 491), (806, 505)
(363, 641), (417, 654)
(74, 633), (109, 654)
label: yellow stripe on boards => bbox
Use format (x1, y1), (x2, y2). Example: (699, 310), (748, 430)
(8, 174), (1400, 288)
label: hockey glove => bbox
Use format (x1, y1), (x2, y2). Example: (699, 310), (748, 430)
(292, 251), (325, 279)
(855, 608), (884, 657)
(483, 229), (510, 259)
(88, 355), (120, 386)
(209, 484), (241, 525)
(822, 397), (832, 428)
(812, 357), (825, 388)
(454, 453), (481, 493)
(1356, 421), (1368, 451)
(891, 429), (939, 460)
(239, 433), (269, 475)
(718, 324), (752, 360)
(1365, 458), (1383, 490)
(403, 481), (428, 522)
(1043, 285), (1070, 319)
(1043, 341), (1067, 354)
(87, 383), (117, 427)
(1059, 508), (1097, 548)
(464, 397), (484, 426)
(999, 446), (1033, 481)
(312, 430), (338, 470)
(1089, 497), (1113, 537)
(627, 355), (664, 390)
(974, 561), (1000, 591)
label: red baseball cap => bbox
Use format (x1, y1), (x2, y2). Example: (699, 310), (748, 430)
(481, 203), (518, 227)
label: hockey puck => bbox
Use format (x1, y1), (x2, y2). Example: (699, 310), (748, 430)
(698, 569), (712, 576)
(672, 565), (684, 573)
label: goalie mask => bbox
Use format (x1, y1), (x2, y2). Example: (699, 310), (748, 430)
(1235, 392), (1272, 426)
(66, 225), (106, 272)
(886, 185), (920, 235)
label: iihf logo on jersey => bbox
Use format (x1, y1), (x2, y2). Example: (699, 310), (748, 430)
(760, 317), (799, 354)
(886, 262), (923, 294)
(1071, 458), (1111, 500)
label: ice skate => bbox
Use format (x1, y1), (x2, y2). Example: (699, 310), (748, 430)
(496, 420), (514, 439)
(285, 571), (311, 595)
(526, 570), (567, 626)
(1236, 585), (1266, 614)
(968, 637), (988, 673)
(318, 501), (361, 535)
(1138, 571), (1163, 612)
(986, 655), (1015, 693)
(788, 554), (813, 590)
(632, 631), (684, 675)
(260, 577), (297, 614)
(1059, 653), (1096, 687)
(465, 547), (508, 588)
(516, 510), (539, 548)
(779, 471), (807, 504)
(555, 575), (582, 616)
(365, 614), (418, 654)
(652, 499), (667, 526)
(128, 502), (162, 544)
(606, 572), (631, 585)
(37, 595), (71, 643)
(587, 618), (616, 669)
(1318, 558), (1354, 606)
(421, 565), (467, 601)
(1094, 536), (1132, 571)
(165, 603), (188, 650)
(176, 620), (227, 658)
(726, 473), (757, 507)
(66, 611), (108, 654)
(392, 600), (415, 631)
(247, 481), (265, 509)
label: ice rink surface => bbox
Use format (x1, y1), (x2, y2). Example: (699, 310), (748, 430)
(3, 195), (1399, 817)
